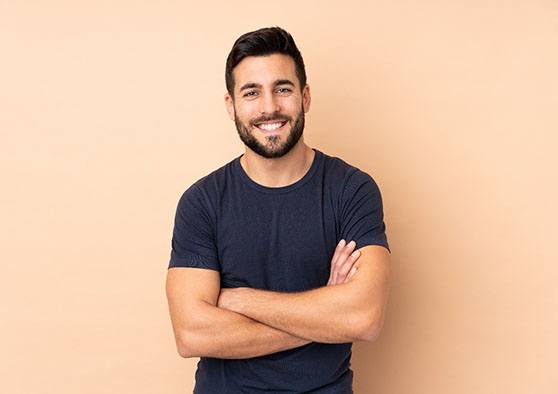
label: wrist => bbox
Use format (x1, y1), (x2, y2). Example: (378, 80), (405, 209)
(236, 287), (252, 314)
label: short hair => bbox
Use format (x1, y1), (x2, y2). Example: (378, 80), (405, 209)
(225, 26), (307, 98)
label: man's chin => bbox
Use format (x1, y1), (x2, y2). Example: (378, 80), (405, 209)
(248, 138), (294, 158)
(236, 114), (304, 159)
(252, 145), (289, 159)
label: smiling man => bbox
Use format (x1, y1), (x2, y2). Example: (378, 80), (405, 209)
(229, 53), (307, 161)
(166, 26), (391, 393)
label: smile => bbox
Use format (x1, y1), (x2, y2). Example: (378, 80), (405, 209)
(254, 121), (288, 132)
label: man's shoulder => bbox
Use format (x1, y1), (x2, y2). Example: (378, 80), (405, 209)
(320, 149), (374, 185)
(177, 155), (237, 210)
(191, 155), (237, 189)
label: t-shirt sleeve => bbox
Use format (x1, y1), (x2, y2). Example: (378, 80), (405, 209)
(339, 170), (391, 254)
(168, 184), (221, 270)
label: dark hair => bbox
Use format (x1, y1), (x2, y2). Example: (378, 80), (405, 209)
(225, 26), (307, 98)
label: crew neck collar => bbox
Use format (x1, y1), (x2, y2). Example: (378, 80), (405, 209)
(234, 148), (322, 194)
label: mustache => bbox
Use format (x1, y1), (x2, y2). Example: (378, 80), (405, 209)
(251, 114), (291, 125)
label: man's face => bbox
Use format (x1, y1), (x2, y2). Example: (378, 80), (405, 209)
(225, 53), (311, 159)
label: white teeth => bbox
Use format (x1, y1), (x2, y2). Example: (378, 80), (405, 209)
(257, 122), (285, 131)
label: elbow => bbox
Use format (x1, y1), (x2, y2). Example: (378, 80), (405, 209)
(357, 323), (381, 342)
(177, 342), (193, 359)
(176, 330), (200, 359)
(354, 309), (385, 342)
(173, 307), (215, 358)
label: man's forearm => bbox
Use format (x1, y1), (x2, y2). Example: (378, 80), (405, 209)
(221, 284), (363, 344)
(182, 302), (312, 359)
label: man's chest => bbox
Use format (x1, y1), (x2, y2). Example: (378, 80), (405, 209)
(215, 190), (340, 291)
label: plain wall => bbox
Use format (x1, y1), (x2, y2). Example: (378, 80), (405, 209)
(1, 1), (556, 393)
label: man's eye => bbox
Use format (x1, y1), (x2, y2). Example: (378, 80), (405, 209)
(243, 91), (257, 97)
(277, 87), (292, 93)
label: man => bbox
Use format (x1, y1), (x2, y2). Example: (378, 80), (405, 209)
(166, 26), (391, 393)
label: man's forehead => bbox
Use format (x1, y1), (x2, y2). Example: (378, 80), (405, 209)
(233, 54), (298, 87)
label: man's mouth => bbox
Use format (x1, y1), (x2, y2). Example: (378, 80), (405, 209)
(254, 120), (288, 132)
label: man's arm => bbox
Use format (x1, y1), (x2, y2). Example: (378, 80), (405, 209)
(166, 239), (362, 358)
(218, 244), (391, 344)
(166, 266), (311, 359)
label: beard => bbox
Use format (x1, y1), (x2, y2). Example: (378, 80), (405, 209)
(234, 105), (305, 159)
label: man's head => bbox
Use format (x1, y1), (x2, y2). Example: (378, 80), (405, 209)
(225, 27), (307, 98)
(224, 27), (311, 159)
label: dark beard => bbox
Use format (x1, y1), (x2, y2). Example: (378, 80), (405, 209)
(234, 106), (305, 159)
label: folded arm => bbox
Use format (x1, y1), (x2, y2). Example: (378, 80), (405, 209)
(166, 267), (312, 359)
(218, 245), (391, 344)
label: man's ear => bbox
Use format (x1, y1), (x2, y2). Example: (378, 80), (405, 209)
(224, 92), (235, 121)
(302, 84), (311, 113)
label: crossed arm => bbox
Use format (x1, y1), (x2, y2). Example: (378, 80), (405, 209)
(166, 244), (391, 359)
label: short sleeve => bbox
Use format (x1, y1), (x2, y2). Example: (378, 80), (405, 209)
(339, 170), (391, 254)
(168, 184), (221, 270)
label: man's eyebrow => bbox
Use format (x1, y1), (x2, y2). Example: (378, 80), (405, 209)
(239, 82), (260, 92)
(239, 79), (295, 92)
(274, 79), (295, 87)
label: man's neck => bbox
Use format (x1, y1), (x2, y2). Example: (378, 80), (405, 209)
(240, 141), (315, 188)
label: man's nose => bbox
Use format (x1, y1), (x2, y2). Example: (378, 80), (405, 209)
(259, 91), (281, 114)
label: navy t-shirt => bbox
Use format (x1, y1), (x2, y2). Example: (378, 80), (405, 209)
(168, 147), (390, 393)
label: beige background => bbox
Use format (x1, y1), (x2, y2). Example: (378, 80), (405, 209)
(1, 1), (556, 393)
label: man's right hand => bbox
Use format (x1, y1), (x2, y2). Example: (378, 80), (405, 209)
(326, 239), (360, 286)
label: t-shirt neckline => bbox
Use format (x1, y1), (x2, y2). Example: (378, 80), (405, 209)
(234, 148), (322, 194)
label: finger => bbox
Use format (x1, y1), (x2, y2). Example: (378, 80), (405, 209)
(332, 240), (356, 284)
(330, 240), (357, 285)
(337, 249), (361, 279)
(332, 241), (357, 284)
(330, 239), (346, 272)
(336, 251), (361, 285)
(329, 239), (346, 282)
(344, 266), (358, 283)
